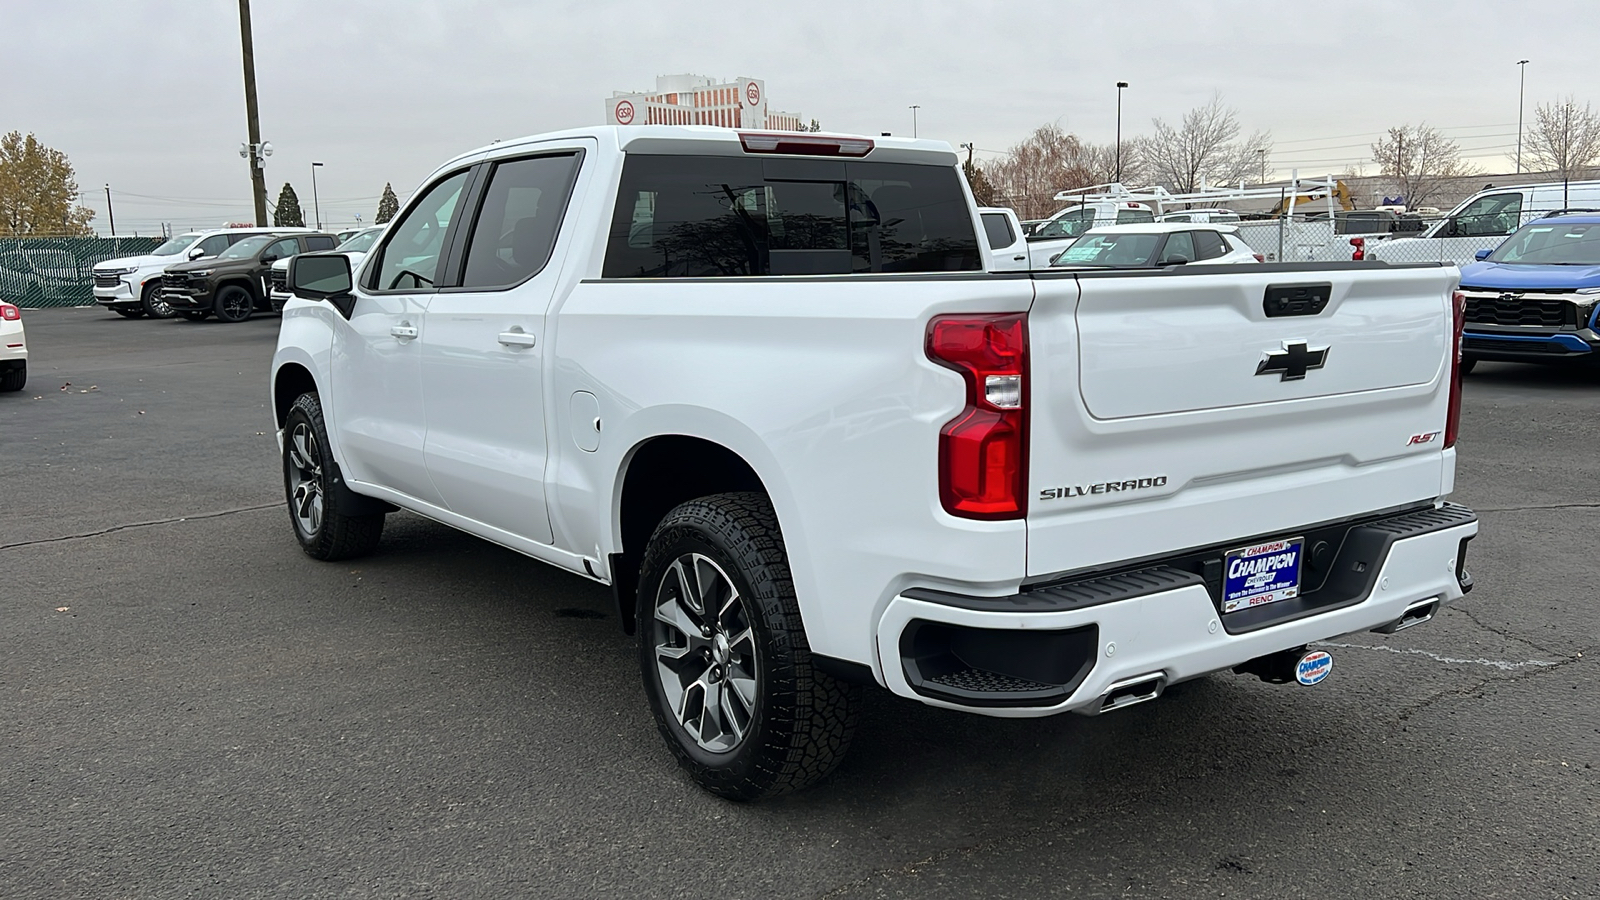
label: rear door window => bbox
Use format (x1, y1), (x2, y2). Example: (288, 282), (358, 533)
(305, 235), (336, 251)
(460, 153), (582, 289)
(1193, 230), (1228, 259)
(603, 155), (979, 277)
(981, 212), (1016, 249)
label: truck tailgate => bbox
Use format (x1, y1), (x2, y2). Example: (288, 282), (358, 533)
(1026, 264), (1461, 579)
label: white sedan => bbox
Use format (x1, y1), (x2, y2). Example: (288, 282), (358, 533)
(1051, 222), (1262, 268)
(1, 299), (26, 392)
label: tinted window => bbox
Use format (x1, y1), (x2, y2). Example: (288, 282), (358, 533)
(305, 235), (337, 251)
(981, 212), (1016, 249)
(1455, 193), (1523, 237)
(220, 235), (274, 259)
(196, 235), (231, 256)
(602, 155), (979, 278)
(460, 154), (581, 289)
(372, 170), (469, 291)
(1161, 231), (1196, 263)
(263, 238), (300, 261)
(1193, 230), (1228, 259)
(1116, 208), (1155, 224)
(1163, 214), (1191, 223)
(1031, 208), (1095, 239)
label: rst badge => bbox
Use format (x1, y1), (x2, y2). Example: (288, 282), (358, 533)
(1222, 537), (1304, 612)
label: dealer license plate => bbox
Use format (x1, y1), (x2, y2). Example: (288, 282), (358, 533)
(1222, 537), (1304, 613)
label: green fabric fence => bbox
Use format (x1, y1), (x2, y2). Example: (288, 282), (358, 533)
(0, 236), (164, 307)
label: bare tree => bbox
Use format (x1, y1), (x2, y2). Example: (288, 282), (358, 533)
(1142, 95), (1272, 192)
(1524, 96), (1600, 185)
(1078, 139), (1148, 188)
(980, 124), (1098, 219)
(962, 158), (997, 207)
(1370, 124), (1472, 210)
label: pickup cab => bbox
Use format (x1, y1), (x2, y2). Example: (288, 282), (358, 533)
(273, 126), (1478, 800)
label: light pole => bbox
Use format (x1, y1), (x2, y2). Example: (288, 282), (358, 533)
(1115, 82), (1128, 183)
(909, 105), (921, 138)
(310, 161), (324, 230)
(1516, 59), (1530, 173)
(1257, 148), (1266, 184)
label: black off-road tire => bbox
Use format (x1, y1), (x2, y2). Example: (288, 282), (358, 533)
(141, 282), (176, 318)
(113, 307), (145, 318)
(0, 363), (25, 393)
(213, 285), (255, 323)
(178, 311), (209, 322)
(637, 492), (860, 801)
(282, 392), (384, 560)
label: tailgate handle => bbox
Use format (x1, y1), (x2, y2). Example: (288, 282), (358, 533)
(1263, 282), (1332, 318)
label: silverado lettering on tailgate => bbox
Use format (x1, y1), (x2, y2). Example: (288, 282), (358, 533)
(1039, 475), (1168, 501)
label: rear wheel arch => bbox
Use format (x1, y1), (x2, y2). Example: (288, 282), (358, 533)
(612, 435), (767, 634)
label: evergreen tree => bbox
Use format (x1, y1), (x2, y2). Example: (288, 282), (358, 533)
(274, 183), (305, 227)
(807, 118), (822, 133)
(376, 183), (399, 224)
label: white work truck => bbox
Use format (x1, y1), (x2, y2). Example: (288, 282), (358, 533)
(273, 126), (1479, 800)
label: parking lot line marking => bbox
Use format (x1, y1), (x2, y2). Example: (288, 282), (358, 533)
(1311, 640), (1559, 671)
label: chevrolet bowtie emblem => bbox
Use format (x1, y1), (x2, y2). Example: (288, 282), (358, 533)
(1256, 340), (1329, 381)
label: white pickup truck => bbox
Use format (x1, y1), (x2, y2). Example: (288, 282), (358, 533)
(272, 126), (1478, 800)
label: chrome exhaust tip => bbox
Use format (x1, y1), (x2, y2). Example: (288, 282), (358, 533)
(1373, 597), (1441, 635)
(1092, 673), (1166, 714)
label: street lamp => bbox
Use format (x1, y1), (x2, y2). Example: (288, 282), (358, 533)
(310, 161), (324, 230)
(909, 104), (921, 139)
(1516, 59), (1530, 174)
(1115, 82), (1129, 183)
(1257, 148), (1267, 185)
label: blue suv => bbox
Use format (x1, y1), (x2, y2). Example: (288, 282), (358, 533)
(1457, 213), (1600, 371)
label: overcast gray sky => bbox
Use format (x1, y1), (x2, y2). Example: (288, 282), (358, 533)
(7, 0), (1593, 235)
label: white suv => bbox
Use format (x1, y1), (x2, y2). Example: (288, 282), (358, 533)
(93, 227), (311, 319)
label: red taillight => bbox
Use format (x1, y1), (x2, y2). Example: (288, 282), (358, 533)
(0, 303), (19, 321)
(1445, 290), (1466, 448)
(1349, 237), (1366, 261)
(1252, 253), (1265, 263)
(738, 132), (874, 157)
(926, 314), (1028, 519)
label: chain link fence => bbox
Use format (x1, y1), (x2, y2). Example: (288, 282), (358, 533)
(0, 236), (163, 307)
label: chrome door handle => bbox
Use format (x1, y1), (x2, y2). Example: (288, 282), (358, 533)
(497, 331), (537, 348)
(390, 323), (418, 340)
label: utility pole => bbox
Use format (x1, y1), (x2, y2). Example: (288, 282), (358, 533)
(104, 184), (116, 236)
(1256, 149), (1266, 184)
(311, 161), (324, 230)
(1115, 82), (1128, 182)
(238, 0), (268, 226)
(1516, 59), (1530, 174)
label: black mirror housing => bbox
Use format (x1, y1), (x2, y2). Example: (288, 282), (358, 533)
(287, 253), (355, 318)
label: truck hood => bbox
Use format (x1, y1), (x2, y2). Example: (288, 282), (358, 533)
(166, 257), (251, 275)
(1458, 261), (1600, 291)
(93, 253), (177, 272)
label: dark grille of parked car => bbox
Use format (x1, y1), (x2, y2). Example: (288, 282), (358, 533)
(1461, 291), (1572, 328)
(269, 269), (287, 292)
(93, 274), (123, 288)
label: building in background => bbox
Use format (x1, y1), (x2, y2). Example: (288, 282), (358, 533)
(605, 74), (803, 131)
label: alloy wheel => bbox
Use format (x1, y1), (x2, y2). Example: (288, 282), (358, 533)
(651, 553), (759, 753)
(286, 422), (324, 537)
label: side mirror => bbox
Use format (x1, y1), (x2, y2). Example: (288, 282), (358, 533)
(1474, 249), (1493, 261)
(187, 246), (207, 259)
(287, 253), (355, 318)
(1162, 255), (1190, 266)
(260, 253), (278, 264)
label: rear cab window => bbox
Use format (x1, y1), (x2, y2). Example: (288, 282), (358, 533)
(603, 155), (980, 277)
(981, 212), (1016, 250)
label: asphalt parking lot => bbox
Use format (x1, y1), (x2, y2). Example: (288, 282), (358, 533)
(2, 307), (1596, 899)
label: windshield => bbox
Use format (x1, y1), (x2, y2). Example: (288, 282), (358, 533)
(1486, 221), (1600, 264)
(152, 233), (203, 256)
(219, 235), (274, 260)
(336, 228), (382, 253)
(1052, 232), (1164, 267)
